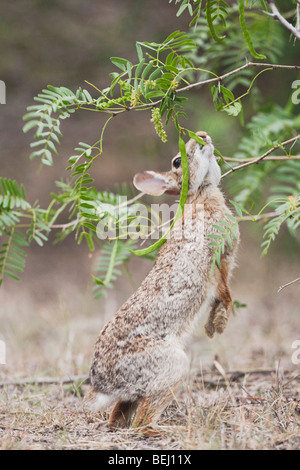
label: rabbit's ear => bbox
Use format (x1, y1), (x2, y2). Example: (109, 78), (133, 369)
(133, 171), (180, 196)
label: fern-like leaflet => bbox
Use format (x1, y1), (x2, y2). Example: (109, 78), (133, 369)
(0, 228), (28, 285)
(261, 194), (300, 256)
(0, 177), (31, 238)
(188, 5), (283, 90)
(93, 239), (137, 298)
(0, 177), (52, 284)
(207, 212), (239, 269)
(228, 104), (300, 208)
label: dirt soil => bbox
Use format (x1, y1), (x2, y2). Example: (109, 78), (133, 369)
(0, 233), (300, 450)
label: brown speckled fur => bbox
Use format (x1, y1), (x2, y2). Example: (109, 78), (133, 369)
(84, 132), (239, 435)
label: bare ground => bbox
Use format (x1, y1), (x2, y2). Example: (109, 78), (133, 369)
(0, 234), (300, 450)
(0, 368), (299, 450)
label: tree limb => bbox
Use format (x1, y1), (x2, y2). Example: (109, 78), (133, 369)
(221, 155), (300, 163)
(177, 62), (300, 95)
(265, 1), (300, 40)
(0, 374), (89, 388)
(111, 62), (300, 116)
(239, 211), (278, 222)
(221, 135), (300, 178)
(277, 276), (300, 293)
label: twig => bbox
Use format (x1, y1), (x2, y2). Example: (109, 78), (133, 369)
(196, 367), (285, 382)
(0, 374), (89, 388)
(110, 62), (300, 116)
(221, 135), (300, 178)
(277, 276), (300, 293)
(49, 194), (145, 231)
(282, 373), (300, 388)
(113, 192), (145, 211)
(239, 211), (278, 222)
(221, 155), (300, 163)
(0, 425), (28, 433)
(177, 62), (300, 95)
(265, 1), (300, 40)
(235, 396), (264, 403)
(213, 360), (237, 407)
(140, 216), (175, 246)
(50, 218), (83, 231)
(3, 368), (295, 391)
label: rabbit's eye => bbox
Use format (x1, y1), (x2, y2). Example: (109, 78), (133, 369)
(173, 157), (181, 169)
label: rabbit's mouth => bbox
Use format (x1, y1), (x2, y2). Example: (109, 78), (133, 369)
(195, 131), (212, 146)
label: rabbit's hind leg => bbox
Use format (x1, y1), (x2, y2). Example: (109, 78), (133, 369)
(108, 399), (140, 429)
(131, 390), (176, 437)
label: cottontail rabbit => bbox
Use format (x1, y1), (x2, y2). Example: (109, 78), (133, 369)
(84, 131), (239, 435)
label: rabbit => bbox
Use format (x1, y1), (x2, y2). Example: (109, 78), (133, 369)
(84, 131), (239, 435)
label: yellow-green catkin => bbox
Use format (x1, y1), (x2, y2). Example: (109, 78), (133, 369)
(151, 108), (167, 143)
(130, 89), (139, 107)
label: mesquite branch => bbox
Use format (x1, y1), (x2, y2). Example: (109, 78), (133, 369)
(221, 135), (300, 179)
(47, 137), (300, 233)
(222, 155), (300, 163)
(177, 62), (300, 94)
(277, 277), (300, 293)
(110, 62), (300, 116)
(265, 1), (300, 40)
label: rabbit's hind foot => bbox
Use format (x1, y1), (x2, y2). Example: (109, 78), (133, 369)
(130, 392), (175, 437)
(108, 399), (140, 429)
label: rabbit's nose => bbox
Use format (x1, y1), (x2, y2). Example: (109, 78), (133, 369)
(196, 131), (208, 142)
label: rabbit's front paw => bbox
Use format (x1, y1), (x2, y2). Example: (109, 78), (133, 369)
(204, 318), (215, 338)
(213, 304), (229, 335)
(205, 302), (230, 338)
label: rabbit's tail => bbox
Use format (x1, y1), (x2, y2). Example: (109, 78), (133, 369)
(82, 387), (115, 411)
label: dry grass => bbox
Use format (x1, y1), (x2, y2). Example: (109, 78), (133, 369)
(0, 368), (299, 450)
(0, 235), (300, 450)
